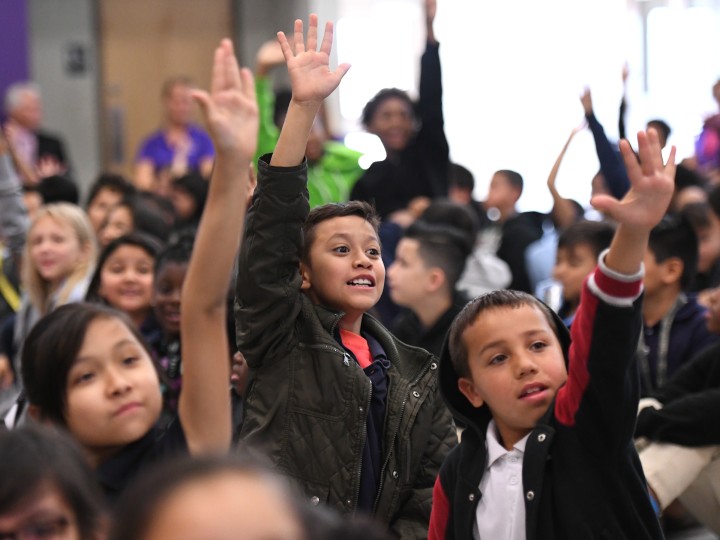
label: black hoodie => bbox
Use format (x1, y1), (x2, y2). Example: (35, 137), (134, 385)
(428, 258), (664, 540)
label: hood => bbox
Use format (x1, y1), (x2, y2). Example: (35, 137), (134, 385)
(438, 298), (572, 435)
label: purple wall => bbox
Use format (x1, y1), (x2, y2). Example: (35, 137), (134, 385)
(0, 0), (29, 122)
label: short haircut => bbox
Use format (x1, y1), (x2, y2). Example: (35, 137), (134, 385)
(301, 201), (381, 263)
(557, 220), (615, 258)
(85, 172), (136, 208)
(495, 169), (524, 194)
(155, 228), (195, 276)
(448, 163), (475, 191)
(161, 75), (195, 98)
(0, 425), (105, 540)
(648, 212), (699, 289)
(36, 175), (79, 205)
(110, 454), (303, 540)
(647, 119), (671, 142)
(4, 81), (40, 114)
(361, 88), (415, 128)
(171, 171), (208, 221)
(112, 195), (172, 244)
(420, 199), (479, 240)
(403, 220), (474, 290)
(85, 233), (162, 304)
(448, 289), (559, 379)
(22, 303), (153, 427)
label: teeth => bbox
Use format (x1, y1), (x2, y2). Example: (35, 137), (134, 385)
(349, 279), (372, 286)
(523, 387), (541, 396)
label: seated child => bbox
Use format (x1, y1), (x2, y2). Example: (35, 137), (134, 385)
(428, 129), (674, 539)
(388, 220), (473, 357)
(234, 15), (456, 536)
(552, 220), (614, 326)
(85, 172), (136, 234)
(639, 213), (719, 394)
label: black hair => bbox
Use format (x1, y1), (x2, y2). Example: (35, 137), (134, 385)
(36, 175), (79, 205)
(171, 171), (208, 224)
(361, 88), (415, 128)
(154, 229), (195, 276)
(448, 162), (475, 191)
(110, 453), (304, 540)
(448, 289), (559, 378)
(649, 212), (699, 290)
(108, 195), (172, 244)
(85, 172), (136, 208)
(557, 220), (615, 258)
(495, 169), (524, 194)
(647, 119), (671, 143)
(301, 201), (381, 263)
(403, 220), (474, 291)
(85, 233), (162, 304)
(21, 302), (153, 427)
(0, 425), (105, 540)
(420, 199), (479, 240)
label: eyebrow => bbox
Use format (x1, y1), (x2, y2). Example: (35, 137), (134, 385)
(75, 339), (138, 364)
(327, 232), (379, 244)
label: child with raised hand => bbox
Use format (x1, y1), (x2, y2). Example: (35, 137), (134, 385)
(19, 38), (256, 501)
(235, 15), (456, 537)
(429, 129), (675, 540)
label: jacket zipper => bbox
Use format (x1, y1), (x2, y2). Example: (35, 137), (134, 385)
(352, 372), (372, 511)
(372, 355), (435, 512)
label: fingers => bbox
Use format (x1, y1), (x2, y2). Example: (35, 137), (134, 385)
(277, 31), (293, 63)
(665, 145), (677, 180)
(320, 20), (334, 56)
(334, 62), (352, 81)
(293, 18), (305, 54)
(210, 43), (227, 95)
(619, 137), (641, 184)
(191, 89), (211, 121)
(307, 13), (319, 52)
(239, 67), (256, 103)
(222, 39), (243, 92)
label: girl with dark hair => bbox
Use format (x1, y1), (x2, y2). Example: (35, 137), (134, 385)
(85, 234), (161, 330)
(0, 425), (105, 540)
(19, 37), (257, 502)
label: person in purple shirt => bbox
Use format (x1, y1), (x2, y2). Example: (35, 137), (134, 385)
(134, 76), (215, 195)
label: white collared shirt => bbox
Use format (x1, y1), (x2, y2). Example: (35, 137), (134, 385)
(474, 421), (529, 540)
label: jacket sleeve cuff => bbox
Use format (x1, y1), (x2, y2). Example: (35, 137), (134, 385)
(587, 248), (644, 307)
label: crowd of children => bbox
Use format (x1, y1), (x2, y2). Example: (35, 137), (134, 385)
(1, 1), (720, 539)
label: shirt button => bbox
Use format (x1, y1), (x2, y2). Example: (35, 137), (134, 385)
(537, 433), (546, 442)
(392, 470), (399, 479)
(430, 362), (438, 370)
(510, 476), (518, 485)
(468, 493), (476, 501)
(310, 496), (320, 506)
(412, 391), (420, 398)
(526, 490), (535, 501)
(510, 456), (518, 463)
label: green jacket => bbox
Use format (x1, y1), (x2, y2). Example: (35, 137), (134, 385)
(253, 77), (364, 208)
(235, 157), (457, 538)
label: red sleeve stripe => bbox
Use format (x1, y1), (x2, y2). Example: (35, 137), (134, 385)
(429, 476), (450, 540)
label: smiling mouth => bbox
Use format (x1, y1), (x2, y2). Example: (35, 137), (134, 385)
(519, 384), (547, 398)
(347, 278), (374, 287)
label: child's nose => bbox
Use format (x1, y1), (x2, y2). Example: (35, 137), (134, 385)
(515, 354), (539, 378)
(106, 369), (132, 395)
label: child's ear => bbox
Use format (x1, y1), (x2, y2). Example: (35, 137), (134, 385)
(27, 404), (43, 421)
(428, 268), (446, 293)
(299, 261), (311, 291)
(458, 377), (484, 408)
(662, 257), (683, 285)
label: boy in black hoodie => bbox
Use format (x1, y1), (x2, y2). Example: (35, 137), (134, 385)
(428, 128), (674, 540)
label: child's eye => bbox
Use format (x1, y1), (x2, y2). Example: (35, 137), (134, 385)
(73, 372), (95, 385)
(122, 356), (139, 366)
(333, 246), (349, 254)
(488, 354), (507, 365)
(530, 341), (547, 351)
(367, 248), (381, 257)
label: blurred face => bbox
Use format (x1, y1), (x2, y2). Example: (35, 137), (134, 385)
(484, 173), (519, 214)
(65, 317), (162, 464)
(153, 261), (187, 336)
(458, 304), (567, 450)
(0, 483), (80, 540)
(29, 216), (85, 288)
(696, 217), (720, 274)
(705, 287), (720, 334)
(23, 190), (43, 222)
(366, 96), (414, 153)
(169, 187), (197, 221)
(87, 188), (124, 234)
(141, 472), (304, 540)
(99, 205), (133, 247)
(10, 90), (43, 130)
(301, 216), (384, 330)
(165, 84), (194, 126)
(98, 245), (154, 319)
(552, 244), (597, 306)
(388, 238), (433, 309)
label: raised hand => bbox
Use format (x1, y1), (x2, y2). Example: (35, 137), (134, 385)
(277, 14), (350, 106)
(580, 88), (593, 116)
(192, 39), (258, 159)
(255, 39), (285, 78)
(591, 129), (676, 231)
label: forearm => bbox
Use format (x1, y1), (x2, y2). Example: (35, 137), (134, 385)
(270, 99), (320, 167)
(586, 112), (630, 199)
(636, 391), (720, 446)
(605, 224), (648, 275)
